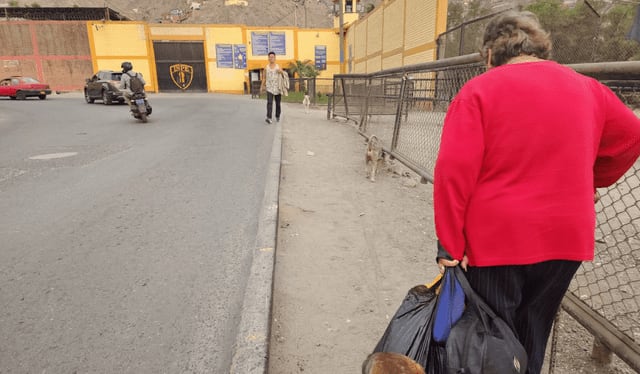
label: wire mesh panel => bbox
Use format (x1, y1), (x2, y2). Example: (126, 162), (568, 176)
(363, 62), (485, 178)
(331, 77), (368, 124)
(393, 65), (485, 175)
(572, 163), (640, 344)
(360, 76), (404, 146)
(570, 84), (640, 349)
(331, 78), (348, 119)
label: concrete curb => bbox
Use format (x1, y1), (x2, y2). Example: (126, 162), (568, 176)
(230, 121), (281, 374)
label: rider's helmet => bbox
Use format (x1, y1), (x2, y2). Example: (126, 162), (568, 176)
(121, 61), (133, 73)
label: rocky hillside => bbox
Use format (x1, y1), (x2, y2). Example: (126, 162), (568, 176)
(17, 0), (382, 28)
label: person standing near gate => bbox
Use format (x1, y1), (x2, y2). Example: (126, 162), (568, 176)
(261, 51), (288, 124)
(433, 11), (640, 374)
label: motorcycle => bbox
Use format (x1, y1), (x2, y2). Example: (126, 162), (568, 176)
(129, 92), (152, 123)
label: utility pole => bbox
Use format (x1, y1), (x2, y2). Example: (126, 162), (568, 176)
(339, 0), (344, 73)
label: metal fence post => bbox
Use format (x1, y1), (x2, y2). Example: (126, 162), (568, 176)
(391, 74), (409, 152)
(341, 77), (350, 119)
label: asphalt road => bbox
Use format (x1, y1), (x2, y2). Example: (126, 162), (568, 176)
(0, 92), (276, 373)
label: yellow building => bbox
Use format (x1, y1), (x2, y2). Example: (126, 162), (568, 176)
(85, 0), (447, 94)
(87, 21), (340, 94)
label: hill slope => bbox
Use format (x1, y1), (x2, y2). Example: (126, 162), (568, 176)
(25, 0), (381, 28)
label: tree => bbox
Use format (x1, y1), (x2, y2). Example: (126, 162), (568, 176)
(440, 0), (639, 62)
(287, 60), (319, 94)
(441, 0), (494, 58)
(596, 3), (640, 61)
(287, 60), (319, 78)
(527, 0), (640, 63)
(527, 0), (595, 63)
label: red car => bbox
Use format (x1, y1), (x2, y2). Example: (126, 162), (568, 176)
(0, 76), (52, 100)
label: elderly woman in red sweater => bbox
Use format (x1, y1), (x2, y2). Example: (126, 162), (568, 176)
(435, 11), (640, 374)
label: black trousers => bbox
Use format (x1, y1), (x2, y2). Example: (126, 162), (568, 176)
(266, 92), (281, 120)
(464, 260), (581, 374)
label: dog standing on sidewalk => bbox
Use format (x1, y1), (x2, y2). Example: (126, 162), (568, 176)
(302, 93), (311, 114)
(365, 135), (385, 182)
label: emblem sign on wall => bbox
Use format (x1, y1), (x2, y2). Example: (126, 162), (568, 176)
(170, 63), (194, 89)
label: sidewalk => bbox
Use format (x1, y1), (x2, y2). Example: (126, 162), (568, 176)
(268, 102), (439, 373)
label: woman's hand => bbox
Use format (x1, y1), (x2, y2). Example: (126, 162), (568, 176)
(437, 255), (469, 273)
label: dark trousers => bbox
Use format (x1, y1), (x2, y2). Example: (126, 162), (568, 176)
(465, 260), (581, 374)
(266, 92), (281, 120)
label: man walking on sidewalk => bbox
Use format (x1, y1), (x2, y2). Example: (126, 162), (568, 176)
(261, 51), (288, 124)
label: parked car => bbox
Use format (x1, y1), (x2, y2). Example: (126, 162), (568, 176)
(84, 70), (125, 105)
(0, 76), (51, 100)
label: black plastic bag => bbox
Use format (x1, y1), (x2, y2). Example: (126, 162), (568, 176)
(446, 266), (528, 374)
(372, 275), (448, 373)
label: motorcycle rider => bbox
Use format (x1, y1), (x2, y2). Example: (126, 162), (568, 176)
(119, 61), (146, 108)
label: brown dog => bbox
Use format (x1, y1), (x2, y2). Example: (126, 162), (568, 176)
(365, 135), (385, 182)
(362, 352), (425, 374)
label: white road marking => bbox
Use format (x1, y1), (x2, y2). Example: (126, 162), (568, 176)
(29, 152), (78, 160)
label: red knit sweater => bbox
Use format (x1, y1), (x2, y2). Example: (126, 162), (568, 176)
(434, 60), (640, 266)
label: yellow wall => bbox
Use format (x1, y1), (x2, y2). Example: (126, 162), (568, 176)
(296, 29), (341, 78)
(206, 25), (245, 94)
(88, 21), (154, 91)
(345, 0), (447, 74)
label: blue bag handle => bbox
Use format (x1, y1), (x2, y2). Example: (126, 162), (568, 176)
(432, 267), (465, 343)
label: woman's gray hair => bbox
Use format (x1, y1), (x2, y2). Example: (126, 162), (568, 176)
(480, 11), (552, 67)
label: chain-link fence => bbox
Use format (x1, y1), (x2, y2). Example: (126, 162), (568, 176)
(330, 55), (640, 372)
(437, 11), (507, 60)
(561, 74), (640, 371)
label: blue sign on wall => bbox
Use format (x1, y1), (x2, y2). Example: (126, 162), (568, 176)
(216, 44), (234, 68)
(315, 45), (326, 70)
(251, 32), (269, 56)
(269, 32), (286, 56)
(234, 44), (246, 69)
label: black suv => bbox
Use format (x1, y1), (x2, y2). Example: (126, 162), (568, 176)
(84, 70), (125, 105)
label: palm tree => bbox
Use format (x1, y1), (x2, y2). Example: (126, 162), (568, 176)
(287, 59), (319, 78)
(287, 60), (319, 95)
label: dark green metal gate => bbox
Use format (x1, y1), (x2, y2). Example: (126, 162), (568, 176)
(153, 41), (207, 92)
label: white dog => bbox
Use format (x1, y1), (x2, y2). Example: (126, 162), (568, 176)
(302, 94), (311, 114)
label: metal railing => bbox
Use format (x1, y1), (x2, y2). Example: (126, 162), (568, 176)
(330, 55), (640, 372)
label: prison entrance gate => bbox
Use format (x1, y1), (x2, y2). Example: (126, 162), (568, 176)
(153, 41), (207, 92)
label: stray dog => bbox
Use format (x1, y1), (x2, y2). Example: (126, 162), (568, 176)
(302, 93), (311, 114)
(362, 352), (425, 374)
(365, 135), (385, 182)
